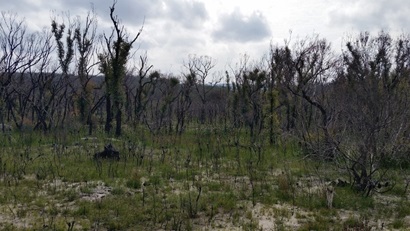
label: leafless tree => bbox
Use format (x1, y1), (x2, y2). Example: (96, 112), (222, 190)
(132, 54), (158, 126)
(0, 12), (53, 131)
(288, 36), (339, 159)
(334, 32), (410, 196)
(12, 29), (55, 131)
(175, 72), (194, 134)
(184, 55), (219, 124)
(74, 10), (98, 132)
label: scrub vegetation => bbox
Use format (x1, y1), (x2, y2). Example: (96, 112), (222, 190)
(0, 1), (409, 230)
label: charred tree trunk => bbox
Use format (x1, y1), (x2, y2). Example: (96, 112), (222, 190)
(105, 94), (112, 133)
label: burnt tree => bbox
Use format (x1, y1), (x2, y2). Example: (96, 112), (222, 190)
(98, 1), (142, 136)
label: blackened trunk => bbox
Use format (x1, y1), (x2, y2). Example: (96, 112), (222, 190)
(105, 94), (112, 133)
(115, 101), (122, 136)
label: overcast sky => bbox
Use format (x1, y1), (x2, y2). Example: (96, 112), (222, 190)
(2, 0), (410, 76)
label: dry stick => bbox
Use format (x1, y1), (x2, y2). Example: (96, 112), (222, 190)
(142, 185), (146, 207)
(7, 205), (16, 219)
(148, 148), (154, 174)
(326, 186), (335, 209)
(194, 186), (202, 215)
(67, 221), (75, 231)
(404, 179), (410, 198)
(247, 160), (256, 206)
(208, 204), (214, 224)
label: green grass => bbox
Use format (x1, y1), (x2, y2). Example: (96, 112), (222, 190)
(334, 187), (375, 210)
(0, 128), (408, 230)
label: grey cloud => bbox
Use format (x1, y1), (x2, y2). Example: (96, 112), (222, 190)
(212, 9), (271, 43)
(64, 0), (160, 25)
(79, 0), (209, 30)
(165, 0), (208, 29)
(0, 0), (210, 56)
(59, 0), (209, 30)
(0, 0), (155, 27)
(328, 0), (410, 32)
(0, 0), (209, 32)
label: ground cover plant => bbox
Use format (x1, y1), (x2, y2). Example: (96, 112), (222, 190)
(0, 125), (409, 230)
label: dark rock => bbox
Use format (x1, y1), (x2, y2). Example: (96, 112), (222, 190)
(94, 143), (120, 160)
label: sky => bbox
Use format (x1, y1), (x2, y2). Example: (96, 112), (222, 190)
(1, 0), (410, 76)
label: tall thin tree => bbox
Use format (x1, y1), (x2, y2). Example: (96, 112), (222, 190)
(98, 1), (142, 136)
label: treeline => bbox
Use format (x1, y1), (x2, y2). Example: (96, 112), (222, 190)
(1, 5), (409, 195)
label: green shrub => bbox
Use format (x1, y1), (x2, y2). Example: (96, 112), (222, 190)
(126, 178), (141, 189)
(391, 218), (404, 229)
(111, 187), (125, 195)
